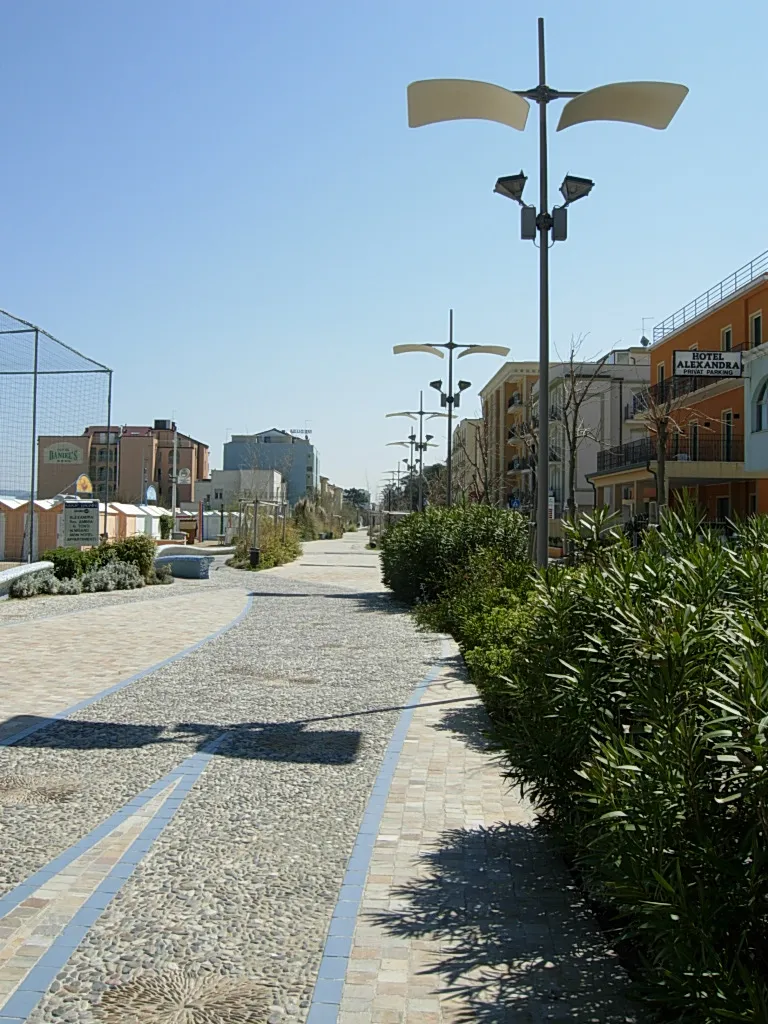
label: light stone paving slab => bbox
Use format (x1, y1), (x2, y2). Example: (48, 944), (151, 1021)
(0, 590), (249, 743)
(335, 645), (642, 1024)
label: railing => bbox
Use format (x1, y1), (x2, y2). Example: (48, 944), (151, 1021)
(654, 252), (768, 342)
(598, 434), (744, 473)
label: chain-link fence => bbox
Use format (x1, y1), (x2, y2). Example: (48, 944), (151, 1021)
(0, 309), (112, 562)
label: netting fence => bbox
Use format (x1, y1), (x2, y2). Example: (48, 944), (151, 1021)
(0, 308), (112, 561)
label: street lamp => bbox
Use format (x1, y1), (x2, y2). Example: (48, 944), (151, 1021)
(386, 392), (448, 511)
(394, 309), (509, 505)
(406, 18), (687, 566)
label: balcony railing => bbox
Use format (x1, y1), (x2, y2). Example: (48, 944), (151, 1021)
(597, 434), (744, 474)
(654, 251), (768, 342)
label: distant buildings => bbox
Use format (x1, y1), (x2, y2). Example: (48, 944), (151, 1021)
(223, 429), (318, 505)
(36, 419), (209, 506)
(195, 469), (284, 511)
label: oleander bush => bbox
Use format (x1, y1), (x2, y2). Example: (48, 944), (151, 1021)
(380, 504), (529, 605)
(384, 500), (768, 1020)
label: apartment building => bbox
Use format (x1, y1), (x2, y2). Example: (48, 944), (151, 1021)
(37, 419), (209, 506)
(533, 348), (650, 517)
(593, 249), (768, 521)
(451, 418), (483, 502)
(479, 362), (539, 507)
(223, 429), (318, 505)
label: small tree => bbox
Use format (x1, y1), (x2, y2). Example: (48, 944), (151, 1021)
(557, 336), (612, 520)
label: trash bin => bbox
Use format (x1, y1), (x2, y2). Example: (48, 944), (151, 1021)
(249, 547), (261, 567)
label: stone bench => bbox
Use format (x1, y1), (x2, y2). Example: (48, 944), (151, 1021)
(154, 554), (215, 580)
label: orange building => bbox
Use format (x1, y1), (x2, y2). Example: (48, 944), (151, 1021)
(592, 251), (768, 521)
(37, 419), (209, 506)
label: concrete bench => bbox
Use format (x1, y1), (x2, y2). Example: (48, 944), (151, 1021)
(154, 554), (215, 580)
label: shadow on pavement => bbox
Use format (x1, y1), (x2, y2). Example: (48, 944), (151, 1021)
(367, 822), (643, 1023)
(1, 717), (362, 765)
(431, 703), (495, 755)
(246, 591), (405, 614)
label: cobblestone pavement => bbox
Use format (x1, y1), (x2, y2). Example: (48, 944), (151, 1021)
(0, 532), (638, 1024)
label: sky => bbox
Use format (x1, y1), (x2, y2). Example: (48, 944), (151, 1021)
(1, 0), (767, 499)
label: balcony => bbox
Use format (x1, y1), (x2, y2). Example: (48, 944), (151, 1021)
(597, 434), (744, 474)
(507, 457), (532, 473)
(654, 251), (768, 342)
(507, 394), (523, 410)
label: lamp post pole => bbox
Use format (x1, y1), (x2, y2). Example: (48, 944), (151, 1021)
(535, 19), (551, 567)
(393, 313), (509, 507)
(446, 310), (455, 505)
(405, 18), (688, 564)
(386, 392), (446, 512)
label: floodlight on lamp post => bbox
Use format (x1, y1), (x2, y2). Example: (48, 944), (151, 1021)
(406, 19), (687, 566)
(394, 308), (509, 505)
(386, 392), (448, 511)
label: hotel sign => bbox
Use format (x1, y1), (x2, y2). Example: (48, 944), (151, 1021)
(673, 350), (742, 378)
(44, 442), (84, 464)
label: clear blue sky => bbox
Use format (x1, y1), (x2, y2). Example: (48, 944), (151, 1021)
(1, 0), (765, 497)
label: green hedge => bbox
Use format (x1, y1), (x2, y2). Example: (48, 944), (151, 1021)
(42, 535), (157, 582)
(471, 510), (768, 1019)
(380, 504), (529, 604)
(384, 503), (768, 1019)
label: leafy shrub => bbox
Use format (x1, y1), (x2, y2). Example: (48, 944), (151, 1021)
(476, 505), (768, 1020)
(57, 576), (83, 595)
(381, 504), (528, 604)
(151, 563), (174, 585)
(227, 520), (302, 571)
(9, 571), (50, 598)
(159, 514), (173, 540)
(81, 560), (144, 592)
(112, 534), (155, 580)
(42, 544), (115, 580)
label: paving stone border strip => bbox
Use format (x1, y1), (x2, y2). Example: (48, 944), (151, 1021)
(0, 595), (254, 749)
(0, 735), (229, 1022)
(0, 563), (53, 600)
(305, 636), (452, 1024)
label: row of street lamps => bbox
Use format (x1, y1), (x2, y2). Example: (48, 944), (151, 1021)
(404, 17), (688, 566)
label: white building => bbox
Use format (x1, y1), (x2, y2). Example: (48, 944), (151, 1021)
(532, 347), (650, 517)
(194, 468), (285, 511)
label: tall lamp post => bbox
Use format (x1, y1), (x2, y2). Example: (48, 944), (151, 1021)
(394, 309), (509, 505)
(387, 436), (438, 509)
(386, 391), (447, 511)
(406, 18), (687, 565)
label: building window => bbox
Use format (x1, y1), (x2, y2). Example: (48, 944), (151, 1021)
(750, 311), (763, 348)
(214, 489), (223, 500)
(716, 496), (730, 521)
(750, 492), (758, 516)
(755, 379), (768, 432)
(721, 326), (733, 351)
(657, 362), (665, 384)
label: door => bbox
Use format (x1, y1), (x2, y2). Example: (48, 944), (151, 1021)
(716, 496), (730, 522)
(689, 422), (699, 461)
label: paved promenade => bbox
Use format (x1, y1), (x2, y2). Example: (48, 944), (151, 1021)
(0, 533), (639, 1024)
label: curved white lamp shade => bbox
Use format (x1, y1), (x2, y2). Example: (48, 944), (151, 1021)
(387, 442), (410, 448)
(386, 412), (418, 420)
(557, 81), (688, 132)
(457, 345), (511, 358)
(393, 344), (445, 358)
(407, 79), (529, 131)
(427, 413), (449, 420)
